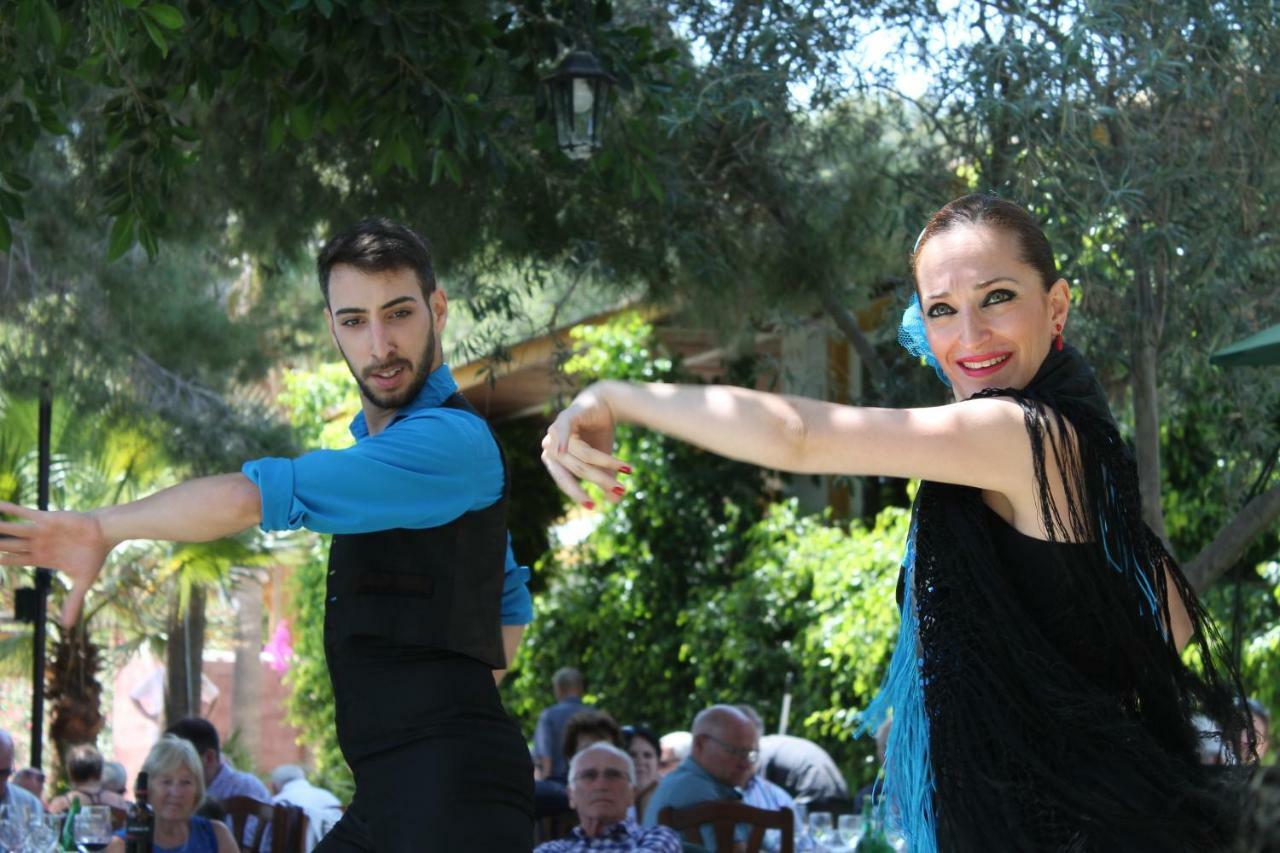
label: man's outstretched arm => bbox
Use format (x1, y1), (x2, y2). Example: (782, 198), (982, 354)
(0, 473), (261, 626)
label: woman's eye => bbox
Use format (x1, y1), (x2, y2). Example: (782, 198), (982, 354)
(925, 302), (955, 318)
(984, 288), (1015, 306)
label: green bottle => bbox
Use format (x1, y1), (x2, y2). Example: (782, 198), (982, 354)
(60, 797), (81, 851)
(854, 798), (894, 853)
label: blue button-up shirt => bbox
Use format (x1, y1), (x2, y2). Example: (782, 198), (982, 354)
(242, 364), (533, 625)
(644, 757), (745, 850)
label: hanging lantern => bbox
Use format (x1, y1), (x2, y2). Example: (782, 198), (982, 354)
(543, 50), (617, 160)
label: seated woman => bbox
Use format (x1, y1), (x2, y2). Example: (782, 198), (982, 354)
(106, 735), (237, 853)
(48, 744), (131, 813)
(623, 724), (661, 822)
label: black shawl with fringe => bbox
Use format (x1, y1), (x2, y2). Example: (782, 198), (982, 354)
(909, 343), (1251, 852)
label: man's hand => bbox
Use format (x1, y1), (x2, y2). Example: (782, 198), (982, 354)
(0, 501), (116, 627)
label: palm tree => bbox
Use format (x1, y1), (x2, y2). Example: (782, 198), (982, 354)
(0, 391), (273, 776)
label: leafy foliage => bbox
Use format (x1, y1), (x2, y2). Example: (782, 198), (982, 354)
(501, 316), (908, 787)
(274, 363), (357, 799)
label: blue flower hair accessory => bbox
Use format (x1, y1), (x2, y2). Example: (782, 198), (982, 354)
(898, 293), (951, 387)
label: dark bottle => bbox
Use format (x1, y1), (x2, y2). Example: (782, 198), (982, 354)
(123, 771), (154, 853)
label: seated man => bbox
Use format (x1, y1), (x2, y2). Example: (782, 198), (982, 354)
(644, 706), (759, 852)
(270, 764), (344, 852)
(536, 743), (681, 852)
(658, 731), (692, 780)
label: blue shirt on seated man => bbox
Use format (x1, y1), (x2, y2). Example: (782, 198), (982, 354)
(536, 743), (681, 852)
(644, 706), (761, 852)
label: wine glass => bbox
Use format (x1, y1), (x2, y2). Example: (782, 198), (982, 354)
(73, 806), (112, 853)
(808, 811), (834, 850)
(20, 814), (58, 853)
(837, 814), (863, 849)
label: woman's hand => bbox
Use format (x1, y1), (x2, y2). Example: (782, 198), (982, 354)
(542, 384), (632, 508)
(0, 501), (116, 627)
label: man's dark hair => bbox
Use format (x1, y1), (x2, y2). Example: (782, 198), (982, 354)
(65, 744), (104, 784)
(317, 217), (437, 304)
(562, 709), (623, 764)
(166, 717), (220, 757)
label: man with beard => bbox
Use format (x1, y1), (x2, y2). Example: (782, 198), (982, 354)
(0, 219), (535, 852)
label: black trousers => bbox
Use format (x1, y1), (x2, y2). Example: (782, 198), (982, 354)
(315, 647), (533, 852)
(313, 727), (533, 852)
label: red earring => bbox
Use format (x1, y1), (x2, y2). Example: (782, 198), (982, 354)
(1054, 324), (1064, 352)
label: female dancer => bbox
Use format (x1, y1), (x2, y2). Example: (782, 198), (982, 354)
(542, 194), (1250, 852)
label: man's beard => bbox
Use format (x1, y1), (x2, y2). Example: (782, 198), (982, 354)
(345, 322), (436, 411)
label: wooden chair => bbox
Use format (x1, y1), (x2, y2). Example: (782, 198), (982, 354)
(659, 802), (794, 853)
(221, 796), (274, 853)
(270, 802), (308, 853)
(534, 809), (579, 844)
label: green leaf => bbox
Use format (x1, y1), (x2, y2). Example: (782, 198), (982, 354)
(0, 215), (11, 254)
(288, 103), (313, 140)
(141, 15), (169, 56)
(3, 172), (33, 193)
(266, 113), (285, 151)
(143, 4), (185, 30)
(39, 0), (61, 45)
(638, 166), (663, 205)
(287, 0), (310, 10)
(392, 136), (413, 173)
(169, 124), (201, 143)
(118, 0), (144, 8)
(315, 0), (333, 18)
(0, 190), (25, 221)
(107, 213), (136, 262)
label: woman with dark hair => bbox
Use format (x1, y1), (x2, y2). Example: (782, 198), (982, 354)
(542, 193), (1251, 852)
(622, 725), (661, 821)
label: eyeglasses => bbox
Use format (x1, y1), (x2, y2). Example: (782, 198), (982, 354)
(572, 767), (628, 784)
(703, 735), (759, 764)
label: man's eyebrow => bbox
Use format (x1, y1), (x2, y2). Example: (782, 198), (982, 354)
(333, 295), (419, 316)
(923, 276), (1021, 301)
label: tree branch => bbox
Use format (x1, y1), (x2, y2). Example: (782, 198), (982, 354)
(816, 279), (890, 399)
(1185, 483), (1280, 592)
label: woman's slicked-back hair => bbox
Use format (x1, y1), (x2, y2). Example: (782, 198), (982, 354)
(911, 193), (1059, 289)
(317, 217), (437, 304)
(143, 735), (207, 805)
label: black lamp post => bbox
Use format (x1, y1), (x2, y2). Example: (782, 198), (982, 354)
(543, 50), (616, 160)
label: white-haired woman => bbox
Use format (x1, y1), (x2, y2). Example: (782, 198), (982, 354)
(107, 735), (237, 853)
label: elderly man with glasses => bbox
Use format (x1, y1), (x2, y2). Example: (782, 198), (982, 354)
(536, 743), (681, 852)
(644, 706), (760, 852)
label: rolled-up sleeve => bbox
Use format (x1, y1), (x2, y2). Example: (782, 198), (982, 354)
(501, 536), (533, 626)
(242, 408), (500, 535)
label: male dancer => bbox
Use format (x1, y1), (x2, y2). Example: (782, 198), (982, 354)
(0, 219), (535, 851)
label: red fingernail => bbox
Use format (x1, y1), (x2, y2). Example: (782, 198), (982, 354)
(612, 486), (626, 496)
(619, 465), (633, 475)
(583, 500), (595, 510)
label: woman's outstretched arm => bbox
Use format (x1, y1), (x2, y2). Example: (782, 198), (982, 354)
(542, 380), (1034, 507)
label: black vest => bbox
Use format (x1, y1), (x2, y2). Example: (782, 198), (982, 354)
(324, 393), (511, 669)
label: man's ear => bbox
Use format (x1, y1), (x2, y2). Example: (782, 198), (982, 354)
(429, 288), (448, 334)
